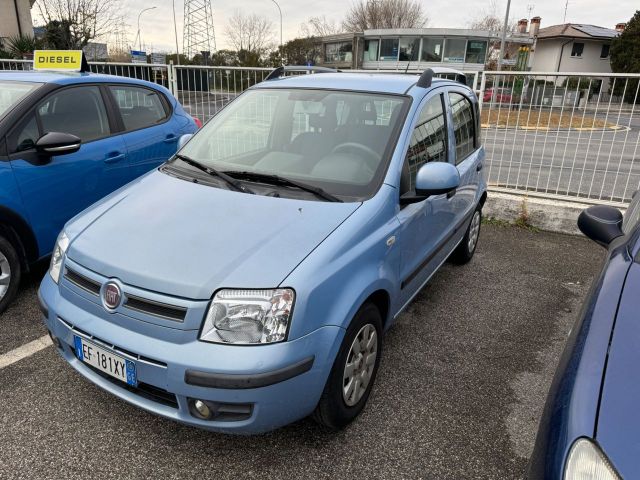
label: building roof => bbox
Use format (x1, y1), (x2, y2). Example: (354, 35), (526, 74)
(537, 24), (620, 40)
(363, 28), (534, 44)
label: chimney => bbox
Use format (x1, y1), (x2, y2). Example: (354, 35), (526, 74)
(615, 23), (626, 33)
(517, 19), (528, 34)
(530, 16), (541, 37)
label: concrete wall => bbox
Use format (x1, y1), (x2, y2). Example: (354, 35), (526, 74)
(0, 0), (34, 46)
(531, 38), (612, 73)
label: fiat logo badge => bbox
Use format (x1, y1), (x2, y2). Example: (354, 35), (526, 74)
(102, 281), (122, 311)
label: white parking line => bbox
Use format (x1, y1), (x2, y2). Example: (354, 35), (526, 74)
(0, 335), (52, 369)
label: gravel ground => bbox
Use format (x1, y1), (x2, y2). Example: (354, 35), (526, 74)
(0, 225), (601, 479)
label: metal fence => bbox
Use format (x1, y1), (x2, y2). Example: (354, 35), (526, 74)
(479, 71), (640, 204)
(2, 59), (639, 204)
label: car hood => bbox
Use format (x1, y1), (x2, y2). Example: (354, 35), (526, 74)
(594, 261), (640, 478)
(66, 170), (361, 299)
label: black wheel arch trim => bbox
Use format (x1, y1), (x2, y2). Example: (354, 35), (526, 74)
(0, 206), (39, 265)
(184, 356), (315, 389)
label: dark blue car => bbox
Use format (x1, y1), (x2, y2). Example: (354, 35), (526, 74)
(529, 194), (640, 479)
(0, 72), (197, 312)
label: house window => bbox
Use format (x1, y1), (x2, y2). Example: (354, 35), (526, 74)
(399, 38), (420, 61)
(465, 40), (488, 64)
(421, 38), (443, 62)
(571, 42), (584, 57)
(379, 38), (399, 61)
(443, 38), (467, 63)
(363, 39), (379, 61)
(325, 42), (352, 63)
(600, 44), (610, 58)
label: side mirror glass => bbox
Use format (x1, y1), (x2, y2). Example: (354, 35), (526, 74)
(178, 134), (193, 150)
(577, 205), (624, 247)
(401, 162), (460, 205)
(35, 132), (81, 156)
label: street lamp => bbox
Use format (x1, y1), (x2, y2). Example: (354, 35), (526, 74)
(172, 0), (180, 64)
(135, 6), (157, 52)
(269, 0), (283, 64)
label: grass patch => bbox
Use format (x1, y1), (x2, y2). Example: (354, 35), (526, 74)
(481, 108), (614, 129)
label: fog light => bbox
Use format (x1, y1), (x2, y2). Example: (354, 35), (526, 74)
(194, 400), (211, 419)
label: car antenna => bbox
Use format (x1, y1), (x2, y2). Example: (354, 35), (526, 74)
(405, 62), (411, 74)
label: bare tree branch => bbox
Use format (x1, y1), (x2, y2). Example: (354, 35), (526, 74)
(35, 0), (125, 48)
(225, 11), (275, 54)
(300, 16), (341, 37)
(342, 0), (428, 32)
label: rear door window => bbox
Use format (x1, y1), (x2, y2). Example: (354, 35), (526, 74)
(109, 85), (168, 131)
(448, 92), (476, 164)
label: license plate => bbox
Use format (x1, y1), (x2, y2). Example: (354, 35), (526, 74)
(74, 336), (137, 386)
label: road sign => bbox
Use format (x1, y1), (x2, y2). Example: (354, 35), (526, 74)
(131, 50), (147, 64)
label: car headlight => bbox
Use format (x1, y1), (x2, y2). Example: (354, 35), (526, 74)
(200, 289), (295, 345)
(49, 231), (69, 284)
(564, 438), (621, 480)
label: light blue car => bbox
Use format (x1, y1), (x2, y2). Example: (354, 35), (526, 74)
(39, 66), (487, 433)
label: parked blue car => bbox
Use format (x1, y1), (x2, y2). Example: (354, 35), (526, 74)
(39, 66), (487, 433)
(0, 71), (197, 312)
(529, 195), (640, 479)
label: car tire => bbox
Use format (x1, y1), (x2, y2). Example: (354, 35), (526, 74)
(450, 207), (482, 265)
(0, 235), (21, 314)
(312, 302), (383, 430)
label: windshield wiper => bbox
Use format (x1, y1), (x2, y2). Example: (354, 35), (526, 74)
(227, 171), (343, 202)
(174, 154), (255, 194)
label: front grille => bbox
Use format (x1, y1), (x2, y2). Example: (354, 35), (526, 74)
(59, 317), (167, 368)
(82, 360), (178, 409)
(64, 268), (101, 295)
(124, 294), (187, 322)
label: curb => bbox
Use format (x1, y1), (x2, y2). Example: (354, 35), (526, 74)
(484, 191), (626, 235)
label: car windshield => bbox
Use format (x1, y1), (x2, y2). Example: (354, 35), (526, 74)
(177, 88), (409, 200)
(0, 81), (41, 118)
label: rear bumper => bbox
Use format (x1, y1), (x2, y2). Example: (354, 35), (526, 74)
(39, 274), (345, 434)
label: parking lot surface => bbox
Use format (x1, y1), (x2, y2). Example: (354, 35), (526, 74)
(0, 225), (601, 479)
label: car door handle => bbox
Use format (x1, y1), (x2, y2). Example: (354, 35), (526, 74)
(104, 153), (125, 164)
(164, 135), (178, 144)
(476, 163), (483, 172)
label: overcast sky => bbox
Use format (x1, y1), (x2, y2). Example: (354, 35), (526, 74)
(111, 0), (638, 53)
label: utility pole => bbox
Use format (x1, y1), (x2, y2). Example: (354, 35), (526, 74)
(563, 0), (569, 23)
(497, 0), (512, 71)
(270, 0), (283, 64)
(172, 0), (181, 65)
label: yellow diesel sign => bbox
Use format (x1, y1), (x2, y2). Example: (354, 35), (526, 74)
(33, 50), (84, 71)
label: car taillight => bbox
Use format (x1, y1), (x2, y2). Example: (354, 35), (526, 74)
(193, 117), (203, 129)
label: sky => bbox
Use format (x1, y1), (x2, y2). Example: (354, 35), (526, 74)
(72, 0), (640, 53)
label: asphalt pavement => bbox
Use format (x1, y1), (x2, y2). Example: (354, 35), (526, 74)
(0, 225), (601, 479)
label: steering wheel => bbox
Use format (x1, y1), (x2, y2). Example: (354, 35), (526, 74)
(331, 142), (380, 162)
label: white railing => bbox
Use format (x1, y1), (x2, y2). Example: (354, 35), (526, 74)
(479, 71), (640, 204)
(2, 59), (639, 204)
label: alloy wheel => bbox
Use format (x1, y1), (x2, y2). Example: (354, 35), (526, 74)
(468, 211), (481, 253)
(343, 323), (378, 407)
(0, 251), (11, 301)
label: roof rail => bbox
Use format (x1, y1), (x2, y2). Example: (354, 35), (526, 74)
(416, 67), (467, 88)
(264, 65), (338, 81)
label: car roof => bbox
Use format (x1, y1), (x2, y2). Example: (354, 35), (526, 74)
(0, 71), (162, 89)
(252, 72), (461, 96)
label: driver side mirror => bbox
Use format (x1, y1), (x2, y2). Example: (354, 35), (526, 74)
(401, 162), (460, 205)
(577, 205), (624, 248)
(35, 132), (81, 156)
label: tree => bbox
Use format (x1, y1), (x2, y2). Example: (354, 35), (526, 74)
(35, 0), (125, 48)
(6, 35), (43, 59)
(610, 10), (640, 104)
(268, 37), (322, 66)
(225, 11), (275, 55)
(43, 20), (73, 50)
(342, 0), (427, 32)
(300, 16), (341, 37)
(468, 0), (518, 69)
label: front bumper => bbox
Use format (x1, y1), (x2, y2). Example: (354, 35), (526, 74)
(39, 274), (345, 434)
